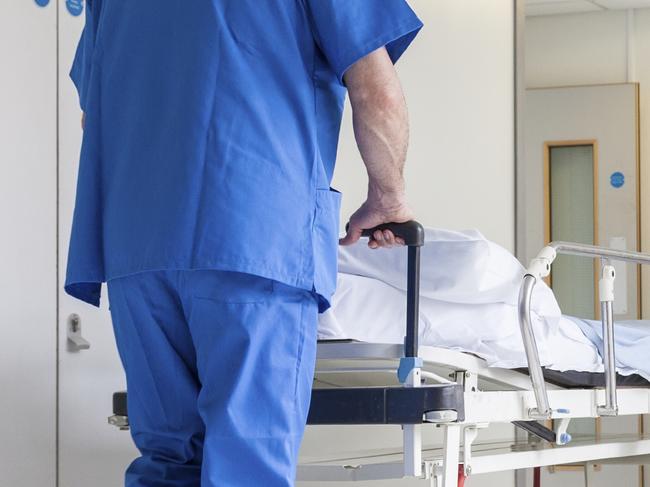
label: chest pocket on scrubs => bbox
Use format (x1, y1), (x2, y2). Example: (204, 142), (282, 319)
(312, 188), (342, 307)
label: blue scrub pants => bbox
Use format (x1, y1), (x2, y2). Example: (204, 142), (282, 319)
(107, 270), (319, 487)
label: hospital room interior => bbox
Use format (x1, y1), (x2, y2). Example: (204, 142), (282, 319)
(4, 0), (650, 486)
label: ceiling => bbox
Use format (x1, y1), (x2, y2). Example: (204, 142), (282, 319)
(526, 0), (650, 16)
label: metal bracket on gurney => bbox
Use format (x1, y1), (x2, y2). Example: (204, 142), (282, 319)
(463, 423), (488, 477)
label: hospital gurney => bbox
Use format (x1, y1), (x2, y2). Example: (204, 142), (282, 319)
(109, 222), (650, 486)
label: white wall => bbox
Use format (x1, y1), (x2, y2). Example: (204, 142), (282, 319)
(0, 2), (57, 486)
(525, 8), (650, 316)
(302, 2), (517, 486)
(333, 0), (516, 252)
(525, 10), (629, 87)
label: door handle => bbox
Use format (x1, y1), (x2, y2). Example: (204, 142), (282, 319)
(67, 313), (90, 351)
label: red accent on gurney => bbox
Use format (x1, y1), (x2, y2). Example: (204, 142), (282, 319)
(458, 465), (466, 486)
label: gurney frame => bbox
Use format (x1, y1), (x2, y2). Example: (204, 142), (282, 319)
(109, 222), (650, 486)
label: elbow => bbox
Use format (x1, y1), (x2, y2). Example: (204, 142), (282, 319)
(350, 85), (406, 116)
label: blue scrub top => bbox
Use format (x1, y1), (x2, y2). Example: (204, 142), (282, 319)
(67, 0), (422, 312)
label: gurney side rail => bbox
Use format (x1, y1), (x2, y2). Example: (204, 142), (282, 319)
(519, 241), (650, 420)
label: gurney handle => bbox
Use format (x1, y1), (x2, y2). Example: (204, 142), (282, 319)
(349, 220), (424, 359)
(404, 245), (421, 358)
(357, 220), (425, 247)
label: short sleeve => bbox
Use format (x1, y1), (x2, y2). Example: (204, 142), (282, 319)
(70, 0), (100, 111)
(303, 0), (423, 84)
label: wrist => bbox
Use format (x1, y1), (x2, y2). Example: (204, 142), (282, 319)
(367, 182), (408, 210)
(368, 179), (405, 197)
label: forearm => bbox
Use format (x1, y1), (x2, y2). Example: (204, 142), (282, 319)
(346, 49), (410, 202)
(340, 47), (414, 247)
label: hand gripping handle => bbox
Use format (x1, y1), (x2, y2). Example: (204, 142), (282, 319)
(347, 220), (425, 247)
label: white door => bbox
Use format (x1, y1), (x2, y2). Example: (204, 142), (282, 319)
(521, 84), (641, 320)
(0, 1), (57, 485)
(58, 2), (137, 486)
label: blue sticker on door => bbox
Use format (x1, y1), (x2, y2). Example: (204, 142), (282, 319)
(610, 172), (625, 189)
(34, 0), (50, 7)
(66, 0), (83, 16)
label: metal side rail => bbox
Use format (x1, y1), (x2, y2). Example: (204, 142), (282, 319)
(518, 241), (650, 420)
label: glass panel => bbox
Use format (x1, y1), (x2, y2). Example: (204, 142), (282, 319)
(549, 145), (595, 319)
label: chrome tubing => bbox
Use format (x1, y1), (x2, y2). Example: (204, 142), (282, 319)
(518, 275), (552, 419)
(519, 242), (650, 419)
(549, 241), (650, 265)
(599, 300), (618, 416)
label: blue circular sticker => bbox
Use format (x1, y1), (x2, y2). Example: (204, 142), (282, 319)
(66, 0), (83, 16)
(610, 171), (625, 189)
(34, 0), (50, 7)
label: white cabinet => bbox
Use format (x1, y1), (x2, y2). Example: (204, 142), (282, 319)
(0, 1), (57, 485)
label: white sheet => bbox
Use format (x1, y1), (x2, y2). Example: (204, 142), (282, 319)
(319, 273), (604, 373)
(319, 228), (639, 375)
(338, 228), (561, 325)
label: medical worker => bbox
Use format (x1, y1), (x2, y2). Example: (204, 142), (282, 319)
(67, 1), (422, 485)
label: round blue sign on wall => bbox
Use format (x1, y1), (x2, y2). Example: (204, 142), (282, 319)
(66, 0), (84, 16)
(34, 0), (50, 7)
(610, 171), (625, 189)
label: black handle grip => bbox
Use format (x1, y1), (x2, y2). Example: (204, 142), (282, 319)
(346, 220), (425, 247)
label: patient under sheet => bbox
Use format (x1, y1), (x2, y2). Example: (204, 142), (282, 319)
(318, 228), (649, 379)
(567, 317), (650, 380)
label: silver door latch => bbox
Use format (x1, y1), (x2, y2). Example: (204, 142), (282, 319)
(67, 313), (90, 351)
